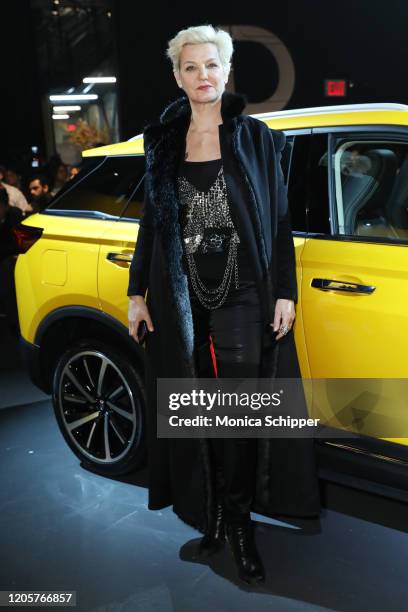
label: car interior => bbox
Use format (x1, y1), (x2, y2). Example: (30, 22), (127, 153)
(334, 141), (408, 239)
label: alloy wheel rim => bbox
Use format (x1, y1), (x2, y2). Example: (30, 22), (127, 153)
(58, 350), (140, 464)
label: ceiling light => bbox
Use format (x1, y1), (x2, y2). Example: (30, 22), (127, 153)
(50, 94), (98, 101)
(52, 114), (69, 120)
(82, 77), (116, 84)
(52, 106), (81, 112)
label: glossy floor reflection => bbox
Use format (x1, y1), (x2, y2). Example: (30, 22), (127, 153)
(1, 316), (408, 611)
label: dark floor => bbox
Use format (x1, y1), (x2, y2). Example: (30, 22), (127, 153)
(1, 314), (408, 612)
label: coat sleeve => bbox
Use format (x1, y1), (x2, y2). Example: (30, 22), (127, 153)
(271, 130), (298, 304)
(127, 171), (155, 298)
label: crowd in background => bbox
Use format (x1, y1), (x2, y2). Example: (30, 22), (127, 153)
(0, 155), (81, 333)
(1, 156), (80, 217)
(0, 155), (82, 258)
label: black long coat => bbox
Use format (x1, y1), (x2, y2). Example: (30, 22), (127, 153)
(128, 90), (321, 533)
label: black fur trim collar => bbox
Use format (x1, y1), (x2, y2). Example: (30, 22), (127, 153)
(143, 90), (247, 150)
(159, 90), (247, 125)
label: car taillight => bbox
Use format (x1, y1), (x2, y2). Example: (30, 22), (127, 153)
(12, 224), (43, 253)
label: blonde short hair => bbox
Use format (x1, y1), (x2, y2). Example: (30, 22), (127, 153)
(166, 24), (233, 73)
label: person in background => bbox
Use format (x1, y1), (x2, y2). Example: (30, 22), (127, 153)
(0, 164), (32, 216)
(0, 187), (22, 261)
(50, 162), (69, 196)
(4, 167), (23, 191)
(68, 165), (80, 180)
(0, 186), (22, 333)
(28, 174), (52, 212)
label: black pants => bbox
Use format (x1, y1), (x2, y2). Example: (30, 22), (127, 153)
(190, 281), (264, 522)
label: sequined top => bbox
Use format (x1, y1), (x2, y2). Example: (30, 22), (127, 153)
(179, 162), (239, 251)
(177, 158), (254, 294)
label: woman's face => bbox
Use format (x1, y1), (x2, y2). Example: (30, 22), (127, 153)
(56, 164), (68, 184)
(174, 42), (229, 105)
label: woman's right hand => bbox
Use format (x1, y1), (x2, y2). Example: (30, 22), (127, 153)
(128, 295), (154, 343)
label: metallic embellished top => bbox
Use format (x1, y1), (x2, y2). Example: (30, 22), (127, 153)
(177, 164), (240, 309)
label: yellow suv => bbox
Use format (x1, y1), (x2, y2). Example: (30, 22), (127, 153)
(14, 102), (408, 500)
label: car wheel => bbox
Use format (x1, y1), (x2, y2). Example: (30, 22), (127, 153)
(52, 338), (146, 475)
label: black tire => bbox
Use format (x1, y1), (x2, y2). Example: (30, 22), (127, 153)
(52, 338), (146, 475)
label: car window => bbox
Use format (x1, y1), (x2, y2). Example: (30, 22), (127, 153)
(331, 135), (408, 240)
(280, 135), (294, 184)
(280, 134), (310, 233)
(48, 156), (145, 218)
(307, 133), (331, 235)
(120, 171), (145, 220)
(286, 134), (312, 233)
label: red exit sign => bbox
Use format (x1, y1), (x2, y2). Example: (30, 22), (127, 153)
(325, 79), (347, 97)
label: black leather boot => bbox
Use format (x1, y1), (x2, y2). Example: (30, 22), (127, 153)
(198, 498), (226, 556)
(198, 464), (226, 556)
(225, 516), (265, 585)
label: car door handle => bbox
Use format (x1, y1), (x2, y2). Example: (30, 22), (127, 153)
(106, 252), (133, 263)
(311, 278), (376, 294)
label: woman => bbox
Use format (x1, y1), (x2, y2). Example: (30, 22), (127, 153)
(128, 25), (321, 585)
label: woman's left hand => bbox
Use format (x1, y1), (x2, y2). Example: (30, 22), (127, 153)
(271, 299), (296, 340)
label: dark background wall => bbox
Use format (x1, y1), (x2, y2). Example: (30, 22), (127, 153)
(1, 0), (113, 171)
(1, 0), (407, 160)
(115, 0), (408, 139)
(0, 1), (44, 166)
